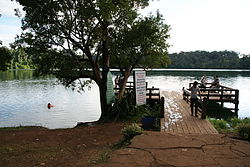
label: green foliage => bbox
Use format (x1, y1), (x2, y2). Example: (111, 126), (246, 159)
(209, 117), (250, 140)
(229, 117), (242, 128)
(168, 50), (250, 69)
(121, 123), (143, 141)
(0, 47), (12, 70)
(110, 11), (170, 70)
(0, 46), (36, 70)
(239, 55), (250, 69)
(88, 148), (112, 165)
(14, 0), (170, 118)
(237, 124), (250, 140)
(106, 91), (161, 122)
(112, 123), (143, 149)
(209, 119), (229, 132)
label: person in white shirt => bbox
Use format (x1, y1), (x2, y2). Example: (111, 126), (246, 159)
(189, 81), (201, 117)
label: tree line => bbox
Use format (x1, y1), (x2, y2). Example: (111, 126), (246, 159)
(2, 48), (250, 71)
(0, 46), (35, 70)
(168, 50), (250, 69)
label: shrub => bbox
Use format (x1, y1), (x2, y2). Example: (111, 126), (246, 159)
(107, 91), (161, 123)
(209, 119), (229, 132)
(237, 124), (250, 140)
(242, 118), (250, 124)
(229, 117), (241, 128)
(121, 123), (143, 141)
(112, 123), (143, 149)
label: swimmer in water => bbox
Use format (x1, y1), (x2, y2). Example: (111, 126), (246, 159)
(47, 103), (54, 109)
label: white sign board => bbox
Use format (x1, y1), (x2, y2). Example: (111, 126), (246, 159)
(134, 71), (146, 106)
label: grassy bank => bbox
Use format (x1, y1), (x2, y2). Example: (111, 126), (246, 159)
(208, 117), (250, 141)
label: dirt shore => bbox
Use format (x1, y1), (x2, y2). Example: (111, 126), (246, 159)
(0, 122), (126, 167)
(1, 123), (250, 167)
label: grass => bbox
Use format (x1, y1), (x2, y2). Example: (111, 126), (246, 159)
(88, 148), (112, 165)
(89, 123), (144, 165)
(0, 125), (47, 131)
(208, 117), (250, 141)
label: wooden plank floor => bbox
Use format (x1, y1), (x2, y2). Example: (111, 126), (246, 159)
(160, 91), (218, 134)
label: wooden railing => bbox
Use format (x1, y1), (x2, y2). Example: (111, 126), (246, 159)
(114, 83), (164, 118)
(183, 83), (239, 119)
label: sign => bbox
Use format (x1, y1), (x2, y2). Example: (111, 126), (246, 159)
(106, 71), (115, 104)
(134, 71), (146, 106)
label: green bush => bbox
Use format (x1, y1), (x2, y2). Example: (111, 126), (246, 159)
(237, 124), (250, 140)
(112, 123), (143, 149)
(208, 117), (250, 140)
(209, 119), (229, 132)
(121, 123), (143, 141)
(107, 91), (161, 122)
(241, 118), (250, 124)
(229, 117), (242, 128)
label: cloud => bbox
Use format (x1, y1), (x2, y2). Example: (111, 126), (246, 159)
(0, 0), (23, 46)
(0, 0), (23, 17)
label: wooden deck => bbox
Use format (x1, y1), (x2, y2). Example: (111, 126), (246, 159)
(160, 91), (218, 134)
(183, 83), (239, 115)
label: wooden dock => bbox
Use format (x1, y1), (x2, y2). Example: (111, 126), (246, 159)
(160, 91), (218, 134)
(183, 83), (239, 116)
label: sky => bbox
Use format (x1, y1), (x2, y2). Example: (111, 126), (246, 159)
(0, 0), (250, 54)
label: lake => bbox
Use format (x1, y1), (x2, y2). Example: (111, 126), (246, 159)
(0, 69), (250, 129)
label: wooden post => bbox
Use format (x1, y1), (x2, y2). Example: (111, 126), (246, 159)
(160, 96), (165, 118)
(235, 90), (239, 116)
(221, 87), (224, 107)
(149, 88), (152, 100)
(182, 87), (185, 100)
(201, 97), (208, 119)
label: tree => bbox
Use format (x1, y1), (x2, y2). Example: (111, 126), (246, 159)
(239, 55), (250, 69)
(0, 47), (12, 70)
(168, 50), (245, 69)
(14, 0), (170, 121)
(110, 12), (170, 98)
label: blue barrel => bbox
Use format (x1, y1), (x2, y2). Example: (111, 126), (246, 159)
(141, 116), (156, 129)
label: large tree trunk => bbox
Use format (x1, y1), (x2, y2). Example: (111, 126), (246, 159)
(98, 77), (109, 122)
(118, 69), (131, 99)
(97, 27), (110, 122)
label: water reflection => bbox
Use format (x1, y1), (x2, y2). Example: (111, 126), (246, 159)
(0, 70), (101, 129)
(0, 69), (250, 129)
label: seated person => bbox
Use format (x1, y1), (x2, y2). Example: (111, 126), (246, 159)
(210, 76), (220, 88)
(200, 76), (207, 88)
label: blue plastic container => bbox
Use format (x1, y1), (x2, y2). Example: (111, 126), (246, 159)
(141, 116), (156, 129)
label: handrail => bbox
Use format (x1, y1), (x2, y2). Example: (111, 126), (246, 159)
(183, 84), (239, 119)
(189, 82), (236, 91)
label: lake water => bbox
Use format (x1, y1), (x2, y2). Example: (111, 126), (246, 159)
(0, 69), (250, 129)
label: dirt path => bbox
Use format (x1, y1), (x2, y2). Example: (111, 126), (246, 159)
(1, 123), (250, 167)
(0, 123), (126, 167)
(96, 131), (250, 167)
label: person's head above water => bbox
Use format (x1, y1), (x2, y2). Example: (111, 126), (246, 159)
(47, 103), (52, 109)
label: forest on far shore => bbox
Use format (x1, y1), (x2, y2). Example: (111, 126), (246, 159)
(168, 50), (250, 69)
(1, 47), (250, 70)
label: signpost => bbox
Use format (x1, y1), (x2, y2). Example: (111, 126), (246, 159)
(133, 71), (146, 106)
